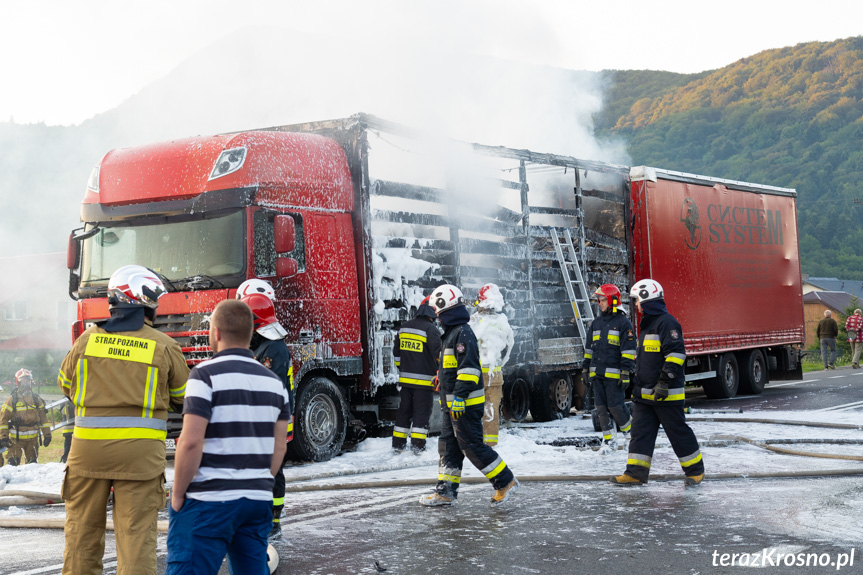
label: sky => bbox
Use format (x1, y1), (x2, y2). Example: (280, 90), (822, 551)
(3, 0), (863, 126)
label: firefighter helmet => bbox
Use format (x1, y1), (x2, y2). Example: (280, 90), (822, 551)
(416, 295), (437, 319)
(593, 284), (621, 307)
(474, 283), (504, 312)
(629, 279), (664, 303)
(240, 293), (288, 341)
(236, 279), (275, 301)
(14, 368), (33, 387)
(430, 284), (465, 314)
(107, 265), (166, 310)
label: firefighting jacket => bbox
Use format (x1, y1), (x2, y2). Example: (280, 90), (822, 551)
(438, 323), (483, 411)
(582, 310), (637, 380)
(632, 310), (687, 404)
(57, 321), (189, 480)
(394, 317), (442, 390)
(0, 390), (50, 443)
(253, 336), (294, 412)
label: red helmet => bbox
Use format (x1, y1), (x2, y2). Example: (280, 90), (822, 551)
(240, 294), (287, 341)
(594, 284), (621, 308)
(14, 368), (33, 387)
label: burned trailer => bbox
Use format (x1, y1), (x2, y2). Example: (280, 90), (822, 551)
(277, 114), (629, 426)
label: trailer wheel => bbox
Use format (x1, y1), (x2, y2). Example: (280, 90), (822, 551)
(287, 376), (348, 462)
(530, 373), (573, 422)
(501, 377), (530, 422)
(739, 349), (768, 395)
(704, 352), (739, 399)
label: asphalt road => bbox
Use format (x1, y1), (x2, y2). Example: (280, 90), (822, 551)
(3, 369), (861, 575)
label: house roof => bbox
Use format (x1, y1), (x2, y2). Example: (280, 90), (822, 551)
(804, 277), (863, 300)
(802, 290), (855, 314)
(0, 328), (72, 352)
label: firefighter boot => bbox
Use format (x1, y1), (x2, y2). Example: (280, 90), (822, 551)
(610, 473), (646, 485)
(268, 522), (282, 541)
(420, 482), (457, 507)
(598, 434), (618, 455)
(7, 456), (20, 467)
(490, 478), (520, 507)
(684, 473), (704, 487)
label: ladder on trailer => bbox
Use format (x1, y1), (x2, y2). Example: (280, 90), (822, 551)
(550, 228), (594, 341)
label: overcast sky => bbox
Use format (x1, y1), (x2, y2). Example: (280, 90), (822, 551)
(3, 0), (863, 126)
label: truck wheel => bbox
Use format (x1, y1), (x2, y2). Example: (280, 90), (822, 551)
(704, 352), (739, 399)
(529, 373), (573, 422)
(738, 349), (768, 395)
(501, 377), (530, 422)
(287, 376), (348, 462)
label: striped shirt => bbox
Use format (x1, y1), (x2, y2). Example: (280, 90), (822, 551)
(183, 348), (291, 502)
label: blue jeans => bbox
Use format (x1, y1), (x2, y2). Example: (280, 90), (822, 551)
(820, 338), (837, 368)
(166, 497), (271, 575)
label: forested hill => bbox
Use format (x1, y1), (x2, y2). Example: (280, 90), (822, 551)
(596, 36), (863, 280)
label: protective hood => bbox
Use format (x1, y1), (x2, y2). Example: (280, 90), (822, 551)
(416, 302), (437, 320)
(101, 306), (147, 332)
(640, 299), (669, 316)
(438, 304), (470, 327)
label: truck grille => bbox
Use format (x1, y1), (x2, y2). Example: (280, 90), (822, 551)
(152, 313), (213, 365)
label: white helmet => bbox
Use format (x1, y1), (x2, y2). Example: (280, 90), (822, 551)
(236, 279), (276, 300)
(108, 265), (166, 309)
(430, 284), (465, 314)
(629, 279), (664, 303)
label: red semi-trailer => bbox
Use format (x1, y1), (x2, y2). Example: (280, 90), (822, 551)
(629, 167), (803, 397)
(66, 114), (803, 461)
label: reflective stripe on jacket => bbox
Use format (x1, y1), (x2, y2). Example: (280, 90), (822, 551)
(438, 323), (483, 408)
(632, 311), (687, 404)
(582, 310), (636, 379)
(394, 318), (442, 389)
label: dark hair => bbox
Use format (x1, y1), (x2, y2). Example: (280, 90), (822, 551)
(212, 299), (254, 345)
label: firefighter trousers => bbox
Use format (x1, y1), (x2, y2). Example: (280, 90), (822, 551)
(7, 437), (39, 465)
(482, 371), (503, 446)
(62, 469), (165, 575)
(592, 377), (632, 439)
(436, 404), (514, 495)
(272, 450), (291, 528)
(624, 401), (704, 482)
(393, 386), (434, 451)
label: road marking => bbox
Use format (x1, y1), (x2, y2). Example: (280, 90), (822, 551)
(813, 399), (863, 412)
(828, 375), (847, 379)
(768, 380), (812, 388)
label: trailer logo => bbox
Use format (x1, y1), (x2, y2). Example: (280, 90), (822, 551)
(680, 198), (702, 250)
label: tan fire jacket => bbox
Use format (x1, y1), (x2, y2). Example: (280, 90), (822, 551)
(0, 391), (50, 442)
(58, 321), (189, 480)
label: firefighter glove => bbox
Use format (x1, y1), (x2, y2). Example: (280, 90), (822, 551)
(654, 381), (670, 401)
(0, 437), (10, 449)
(43, 434), (52, 447)
(618, 374), (630, 391)
(450, 396), (466, 420)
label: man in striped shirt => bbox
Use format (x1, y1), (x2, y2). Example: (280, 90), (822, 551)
(167, 299), (291, 575)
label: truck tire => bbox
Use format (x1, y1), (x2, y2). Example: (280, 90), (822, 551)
(738, 349), (768, 395)
(703, 352), (739, 399)
(287, 376), (348, 462)
(501, 377), (530, 422)
(529, 373), (573, 422)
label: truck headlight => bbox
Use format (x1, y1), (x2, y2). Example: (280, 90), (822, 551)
(209, 147), (247, 180)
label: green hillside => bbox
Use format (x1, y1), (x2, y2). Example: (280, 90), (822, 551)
(596, 36), (863, 280)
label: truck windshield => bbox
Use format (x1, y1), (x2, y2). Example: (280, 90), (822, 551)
(80, 210), (245, 286)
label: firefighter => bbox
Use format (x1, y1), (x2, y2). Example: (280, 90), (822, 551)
(0, 369), (51, 465)
(469, 283), (514, 446)
(421, 284), (519, 507)
(241, 291), (294, 541)
(57, 264), (189, 574)
(611, 279), (705, 486)
(392, 296), (441, 454)
(583, 284), (636, 455)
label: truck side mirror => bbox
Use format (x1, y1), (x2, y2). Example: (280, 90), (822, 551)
(276, 257), (298, 278)
(67, 233), (80, 270)
(274, 215), (296, 254)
